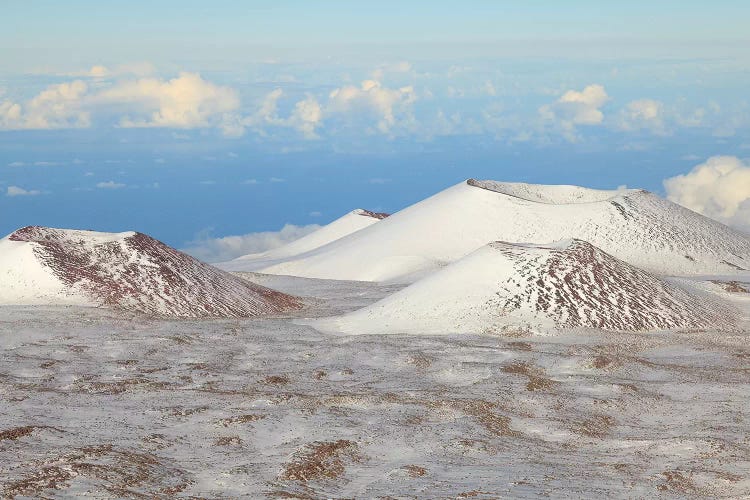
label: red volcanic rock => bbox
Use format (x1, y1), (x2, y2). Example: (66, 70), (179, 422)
(6, 226), (302, 318)
(357, 209), (390, 220)
(325, 238), (738, 335)
(488, 239), (735, 331)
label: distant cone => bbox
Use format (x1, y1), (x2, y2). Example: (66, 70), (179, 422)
(257, 179), (750, 282)
(218, 208), (388, 272)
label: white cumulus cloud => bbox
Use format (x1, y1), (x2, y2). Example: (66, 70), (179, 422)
(539, 84), (609, 140)
(7, 186), (41, 197)
(616, 99), (668, 135)
(96, 72), (240, 132)
(288, 95), (323, 139)
(0, 80), (90, 130)
(181, 223), (321, 263)
(96, 181), (126, 189)
(664, 155), (750, 232)
(328, 79), (416, 134)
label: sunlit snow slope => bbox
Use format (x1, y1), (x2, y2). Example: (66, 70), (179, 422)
(260, 179), (750, 282)
(0, 226), (301, 317)
(316, 239), (737, 335)
(218, 209), (388, 272)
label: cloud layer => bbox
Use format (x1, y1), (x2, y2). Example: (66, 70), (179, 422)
(1, 63), (748, 143)
(664, 156), (750, 232)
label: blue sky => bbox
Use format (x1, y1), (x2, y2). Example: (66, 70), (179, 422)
(1, 1), (749, 260)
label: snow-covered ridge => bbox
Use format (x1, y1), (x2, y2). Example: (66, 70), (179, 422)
(218, 208), (389, 272)
(467, 179), (634, 204)
(257, 179), (750, 282)
(1, 226), (302, 317)
(316, 239), (737, 335)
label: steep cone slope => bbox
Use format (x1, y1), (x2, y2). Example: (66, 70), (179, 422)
(259, 179), (750, 282)
(218, 209), (389, 272)
(0, 226), (302, 317)
(316, 239), (737, 335)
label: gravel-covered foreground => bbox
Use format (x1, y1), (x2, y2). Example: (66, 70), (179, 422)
(1, 274), (749, 498)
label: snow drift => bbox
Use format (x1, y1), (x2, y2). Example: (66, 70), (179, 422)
(218, 208), (388, 272)
(315, 239), (736, 335)
(258, 179), (750, 282)
(0, 226), (302, 317)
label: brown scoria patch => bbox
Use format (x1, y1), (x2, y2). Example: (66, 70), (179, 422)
(501, 361), (557, 392)
(402, 465), (427, 477)
(592, 355), (612, 369)
(217, 414), (266, 426)
(406, 352), (432, 371)
(507, 341), (533, 351)
(657, 470), (699, 494)
(429, 400), (521, 437)
(74, 377), (175, 395)
(457, 491), (497, 498)
(711, 280), (750, 293)
(2, 445), (192, 498)
(214, 436), (243, 446)
(280, 440), (363, 482)
(264, 375), (290, 385)
(0, 426), (37, 441)
(572, 414), (616, 438)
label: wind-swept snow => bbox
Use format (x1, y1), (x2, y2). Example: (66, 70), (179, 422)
(258, 180), (750, 282)
(218, 209), (388, 272)
(314, 239), (737, 335)
(2, 276), (749, 498)
(0, 226), (301, 317)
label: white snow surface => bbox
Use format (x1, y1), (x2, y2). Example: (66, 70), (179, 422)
(217, 209), (386, 272)
(313, 239), (738, 335)
(0, 226), (301, 317)
(1, 274), (749, 498)
(257, 179), (750, 282)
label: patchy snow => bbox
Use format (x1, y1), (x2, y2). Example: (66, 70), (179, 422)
(0, 226), (301, 318)
(312, 239), (738, 335)
(1, 179), (749, 497)
(1, 274), (749, 498)
(218, 209), (388, 272)
(257, 179), (750, 282)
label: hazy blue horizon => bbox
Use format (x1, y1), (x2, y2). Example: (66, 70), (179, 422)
(2, 1), (749, 260)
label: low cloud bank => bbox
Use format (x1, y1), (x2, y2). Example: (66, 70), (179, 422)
(181, 223), (321, 263)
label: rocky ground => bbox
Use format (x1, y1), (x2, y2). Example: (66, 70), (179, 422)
(1, 274), (749, 498)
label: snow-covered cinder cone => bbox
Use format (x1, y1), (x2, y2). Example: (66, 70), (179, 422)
(0, 226), (302, 318)
(259, 179), (750, 282)
(316, 239), (737, 335)
(218, 208), (389, 272)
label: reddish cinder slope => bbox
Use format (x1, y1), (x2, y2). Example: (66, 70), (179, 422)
(318, 239), (737, 335)
(3, 226), (302, 318)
